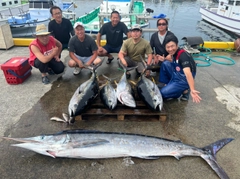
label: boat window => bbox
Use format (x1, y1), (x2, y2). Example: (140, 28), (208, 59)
(34, 2), (42, 8)
(43, 2), (52, 8)
(2, 2), (6, 6)
(29, 2), (32, 8)
(225, 6), (228, 10)
(9, 1), (12, 5)
(14, 0), (18, 4)
(228, 1), (234, 5)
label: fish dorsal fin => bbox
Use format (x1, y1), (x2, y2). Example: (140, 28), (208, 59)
(70, 139), (109, 148)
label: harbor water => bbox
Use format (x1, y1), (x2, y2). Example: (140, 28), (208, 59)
(73, 0), (239, 42)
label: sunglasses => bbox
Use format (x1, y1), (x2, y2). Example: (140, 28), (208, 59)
(157, 23), (167, 26)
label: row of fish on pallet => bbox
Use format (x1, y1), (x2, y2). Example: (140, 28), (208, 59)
(51, 58), (163, 124)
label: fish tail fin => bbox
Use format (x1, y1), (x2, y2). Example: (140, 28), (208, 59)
(201, 138), (234, 179)
(139, 55), (147, 72)
(85, 57), (105, 72)
(102, 74), (111, 82)
(118, 60), (138, 72)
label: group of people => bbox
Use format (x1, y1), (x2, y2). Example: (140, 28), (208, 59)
(28, 6), (201, 103)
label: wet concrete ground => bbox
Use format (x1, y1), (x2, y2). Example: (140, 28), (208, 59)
(0, 47), (240, 179)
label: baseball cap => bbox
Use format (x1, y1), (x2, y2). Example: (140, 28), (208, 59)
(35, 24), (51, 36)
(74, 22), (84, 29)
(131, 24), (142, 31)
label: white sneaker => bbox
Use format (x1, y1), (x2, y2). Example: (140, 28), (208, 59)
(73, 67), (81, 75)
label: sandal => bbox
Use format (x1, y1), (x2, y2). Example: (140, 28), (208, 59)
(106, 57), (114, 64)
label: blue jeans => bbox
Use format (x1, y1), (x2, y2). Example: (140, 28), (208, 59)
(159, 61), (195, 99)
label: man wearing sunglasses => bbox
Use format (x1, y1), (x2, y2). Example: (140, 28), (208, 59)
(150, 18), (176, 67)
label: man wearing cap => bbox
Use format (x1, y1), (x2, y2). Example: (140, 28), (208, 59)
(29, 24), (65, 84)
(159, 35), (201, 103)
(68, 22), (101, 75)
(48, 6), (74, 50)
(97, 11), (130, 64)
(118, 24), (153, 78)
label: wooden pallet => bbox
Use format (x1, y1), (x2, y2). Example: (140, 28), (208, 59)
(78, 98), (167, 122)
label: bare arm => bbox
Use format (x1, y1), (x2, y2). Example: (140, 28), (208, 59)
(54, 39), (62, 61)
(183, 67), (202, 103)
(96, 32), (101, 47)
(31, 45), (58, 63)
(118, 50), (127, 67)
(146, 53), (153, 65)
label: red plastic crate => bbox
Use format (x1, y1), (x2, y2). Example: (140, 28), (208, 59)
(0, 57), (32, 85)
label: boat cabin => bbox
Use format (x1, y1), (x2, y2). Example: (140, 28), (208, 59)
(28, 0), (54, 21)
(217, 0), (240, 19)
(100, 0), (134, 14)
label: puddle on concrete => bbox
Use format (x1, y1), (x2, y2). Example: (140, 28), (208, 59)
(214, 85), (240, 132)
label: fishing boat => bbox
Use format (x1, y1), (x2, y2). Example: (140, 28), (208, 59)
(0, 0), (28, 24)
(199, 0), (240, 35)
(8, 0), (76, 38)
(72, 0), (151, 34)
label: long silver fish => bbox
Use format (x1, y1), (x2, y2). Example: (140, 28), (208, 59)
(116, 66), (136, 108)
(137, 58), (163, 111)
(3, 129), (233, 179)
(100, 75), (118, 110)
(51, 61), (103, 124)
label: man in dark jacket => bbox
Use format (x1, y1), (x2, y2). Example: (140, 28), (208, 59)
(150, 18), (175, 65)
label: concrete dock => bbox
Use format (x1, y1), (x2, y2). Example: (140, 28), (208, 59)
(0, 46), (240, 179)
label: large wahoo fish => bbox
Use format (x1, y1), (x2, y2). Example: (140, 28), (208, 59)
(3, 129), (233, 179)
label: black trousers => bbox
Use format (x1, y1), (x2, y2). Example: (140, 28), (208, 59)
(34, 58), (65, 74)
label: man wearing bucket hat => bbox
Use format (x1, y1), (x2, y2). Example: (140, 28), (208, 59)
(118, 24), (153, 79)
(29, 24), (65, 84)
(68, 22), (102, 75)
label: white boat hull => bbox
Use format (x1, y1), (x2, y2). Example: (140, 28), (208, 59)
(199, 7), (240, 34)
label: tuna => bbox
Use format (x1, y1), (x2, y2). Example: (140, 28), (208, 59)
(51, 61), (103, 123)
(3, 129), (233, 179)
(100, 75), (118, 110)
(116, 65), (137, 108)
(137, 57), (163, 111)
